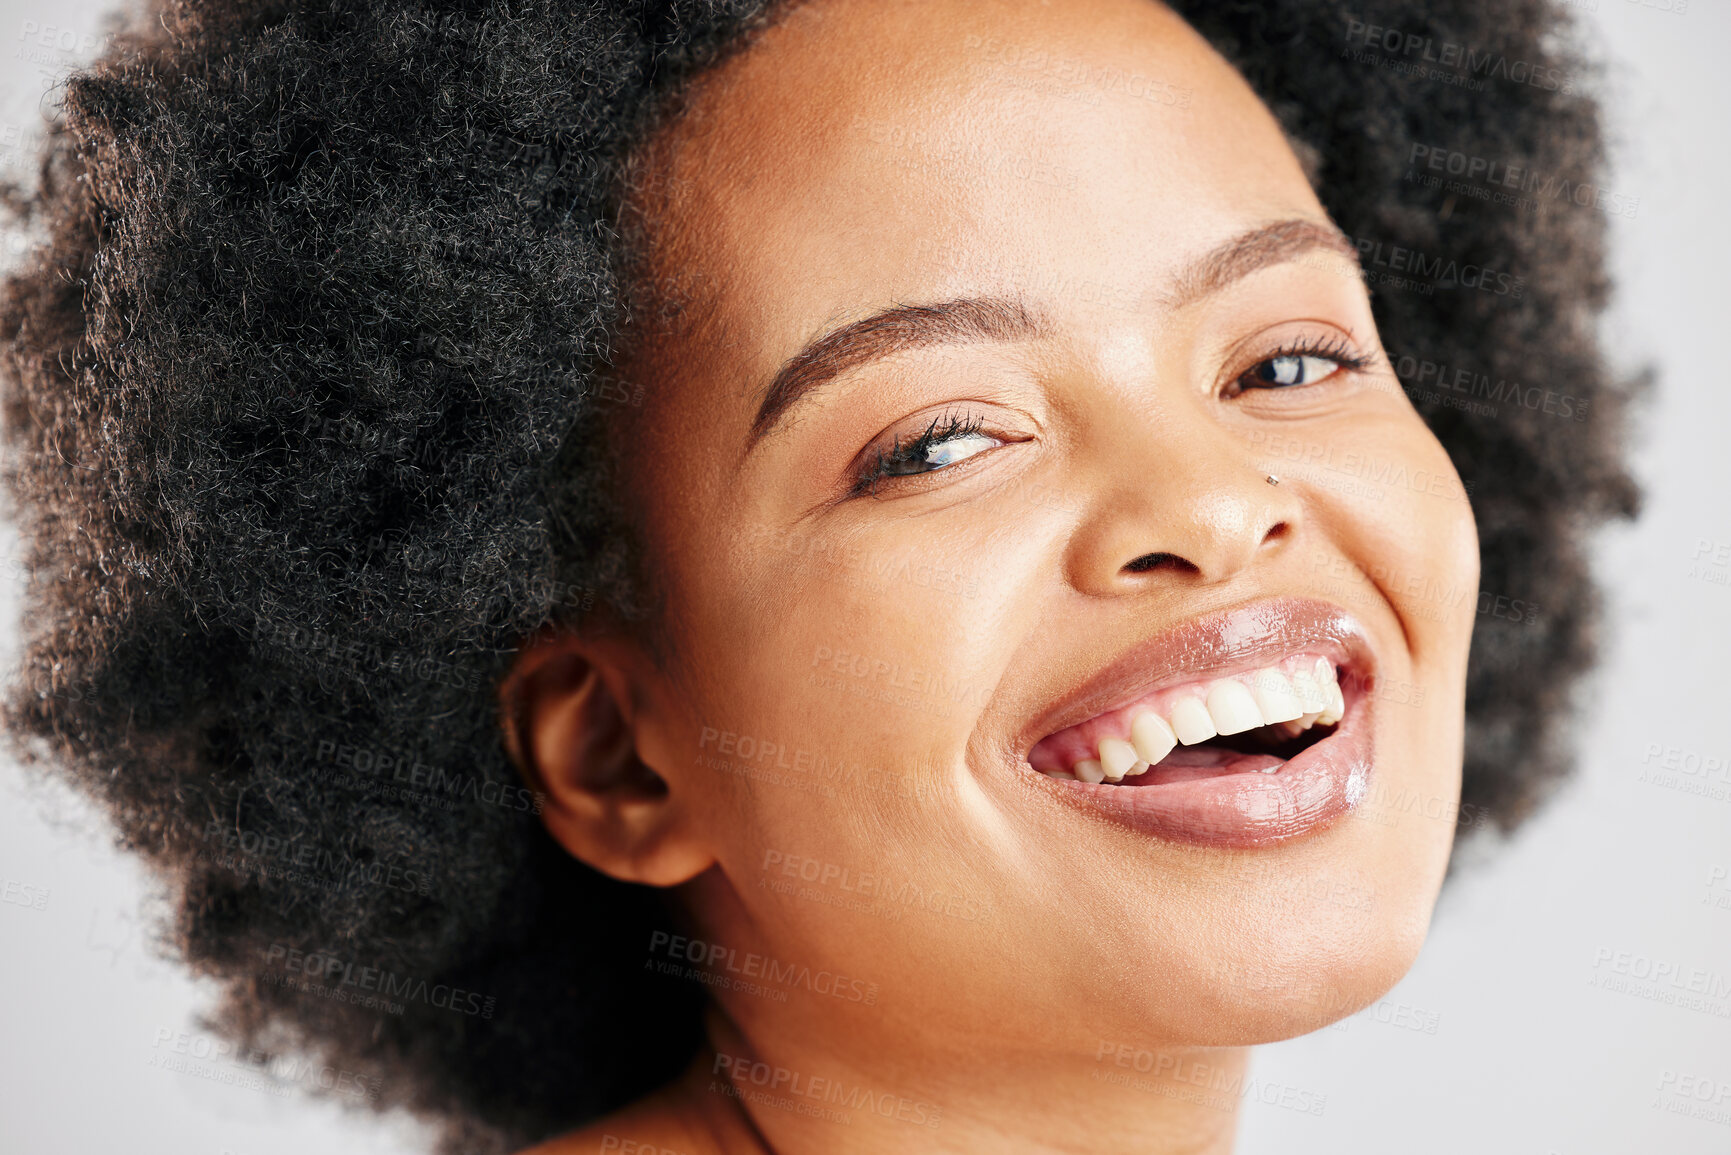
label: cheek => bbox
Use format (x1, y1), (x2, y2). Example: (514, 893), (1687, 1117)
(663, 575), (1027, 1002)
(662, 507), (1071, 965)
(669, 520), (1017, 832)
(1307, 415), (1480, 671)
(682, 482), (1060, 753)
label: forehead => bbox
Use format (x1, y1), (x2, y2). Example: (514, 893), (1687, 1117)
(636, 0), (1321, 348)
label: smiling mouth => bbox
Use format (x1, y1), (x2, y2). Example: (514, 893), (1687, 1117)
(1016, 598), (1377, 848)
(1028, 653), (1347, 785)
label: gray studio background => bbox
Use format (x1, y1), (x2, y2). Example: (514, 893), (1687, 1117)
(0, 2), (1725, 1152)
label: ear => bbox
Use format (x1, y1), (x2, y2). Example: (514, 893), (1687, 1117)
(499, 630), (714, 887)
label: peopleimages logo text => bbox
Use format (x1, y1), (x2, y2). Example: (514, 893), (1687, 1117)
(648, 931), (880, 1005)
(1407, 143), (1640, 219)
(1342, 18), (1574, 93)
(1353, 236), (1524, 299)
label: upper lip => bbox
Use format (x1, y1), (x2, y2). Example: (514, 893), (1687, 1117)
(1018, 596), (1379, 756)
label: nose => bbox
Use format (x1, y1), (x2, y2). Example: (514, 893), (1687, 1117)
(1063, 402), (1300, 595)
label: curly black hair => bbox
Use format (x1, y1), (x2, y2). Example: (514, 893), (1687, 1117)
(0, 0), (1640, 1151)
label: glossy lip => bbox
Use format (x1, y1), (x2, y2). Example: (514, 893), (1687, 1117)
(1019, 597), (1379, 848)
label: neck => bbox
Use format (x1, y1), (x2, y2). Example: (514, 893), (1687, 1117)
(674, 1003), (1247, 1155)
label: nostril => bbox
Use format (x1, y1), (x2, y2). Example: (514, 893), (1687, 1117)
(1263, 521), (1293, 545)
(1122, 551), (1199, 575)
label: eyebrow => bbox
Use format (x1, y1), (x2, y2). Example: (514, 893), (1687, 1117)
(748, 295), (1040, 447)
(1163, 218), (1359, 309)
(746, 218), (1357, 449)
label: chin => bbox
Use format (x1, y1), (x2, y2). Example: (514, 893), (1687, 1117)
(1167, 865), (1443, 1045)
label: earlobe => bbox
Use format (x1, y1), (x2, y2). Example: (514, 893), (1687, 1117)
(499, 634), (714, 887)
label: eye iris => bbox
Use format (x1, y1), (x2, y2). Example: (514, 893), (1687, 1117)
(1261, 354), (1300, 385)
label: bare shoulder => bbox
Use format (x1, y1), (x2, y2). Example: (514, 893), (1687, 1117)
(515, 1056), (749, 1155)
(517, 1106), (712, 1155)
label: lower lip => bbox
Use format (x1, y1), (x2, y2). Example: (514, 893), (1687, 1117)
(1042, 689), (1373, 849)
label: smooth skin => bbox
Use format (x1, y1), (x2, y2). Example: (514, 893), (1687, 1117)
(507, 0), (1480, 1151)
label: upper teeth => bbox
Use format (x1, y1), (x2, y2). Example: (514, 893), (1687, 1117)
(1053, 657), (1345, 784)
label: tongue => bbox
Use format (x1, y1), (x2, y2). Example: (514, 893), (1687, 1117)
(1122, 744), (1285, 785)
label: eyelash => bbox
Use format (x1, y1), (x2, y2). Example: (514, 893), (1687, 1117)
(846, 336), (1371, 497)
(852, 411), (994, 497)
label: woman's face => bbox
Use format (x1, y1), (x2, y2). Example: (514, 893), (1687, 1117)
(590, 0), (1478, 1058)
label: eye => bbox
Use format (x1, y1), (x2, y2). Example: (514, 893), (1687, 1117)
(1234, 338), (1370, 393)
(1250, 353), (1341, 387)
(915, 432), (999, 470)
(852, 412), (1005, 496)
